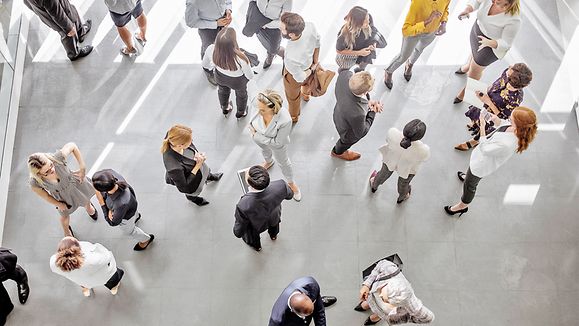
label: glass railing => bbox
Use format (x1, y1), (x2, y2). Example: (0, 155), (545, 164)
(0, 0), (17, 177)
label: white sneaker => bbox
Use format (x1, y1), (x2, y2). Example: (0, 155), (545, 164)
(293, 189), (302, 202)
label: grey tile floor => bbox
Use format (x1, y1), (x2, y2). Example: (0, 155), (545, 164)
(2, 0), (579, 325)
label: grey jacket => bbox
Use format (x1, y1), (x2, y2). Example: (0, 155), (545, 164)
(185, 0), (232, 29)
(104, 0), (137, 15)
(332, 70), (376, 143)
(23, 0), (80, 35)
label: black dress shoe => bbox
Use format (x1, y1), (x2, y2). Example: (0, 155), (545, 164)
(236, 108), (248, 119)
(263, 53), (275, 69)
(321, 296), (337, 307)
(207, 172), (223, 182)
(88, 204), (98, 221)
(187, 196), (210, 206)
(70, 45), (93, 61)
(17, 281), (30, 304)
(133, 234), (154, 251)
(78, 19), (92, 43)
(457, 171), (466, 182)
(354, 301), (367, 312)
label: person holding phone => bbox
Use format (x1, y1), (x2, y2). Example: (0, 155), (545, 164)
(455, 63), (531, 151)
(445, 107), (538, 216)
(28, 143), (97, 237)
(384, 0), (450, 90)
(453, 0), (521, 103)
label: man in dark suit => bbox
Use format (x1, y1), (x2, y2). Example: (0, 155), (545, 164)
(23, 0), (93, 61)
(269, 276), (337, 326)
(331, 70), (383, 161)
(1, 248), (30, 325)
(233, 165), (293, 251)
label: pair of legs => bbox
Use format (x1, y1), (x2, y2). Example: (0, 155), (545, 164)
(55, 6), (92, 60)
(214, 71), (249, 116)
(118, 213), (152, 250)
(455, 54), (485, 100)
(331, 137), (361, 160)
(384, 33), (436, 87)
(257, 143), (300, 197)
(282, 68), (311, 122)
(81, 267), (124, 296)
(256, 27), (281, 68)
(370, 164), (415, 202)
(110, 1), (147, 55)
(449, 168), (481, 212)
(242, 224), (279, 251)
(0, 264), (28, 323)
(60, 202), (96, 236)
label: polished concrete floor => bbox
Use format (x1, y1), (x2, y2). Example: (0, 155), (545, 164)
(2, 0), (579, 325)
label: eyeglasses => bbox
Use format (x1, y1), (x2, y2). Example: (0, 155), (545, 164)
(39, 162), (55, 177)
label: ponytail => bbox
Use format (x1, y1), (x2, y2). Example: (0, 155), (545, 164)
(160, 137), (171, 153)
(511, 106), (538, 153)
(399, 137), (412, 149)
(55, 238), (84, 272)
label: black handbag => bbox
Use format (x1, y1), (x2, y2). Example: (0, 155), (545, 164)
(362, 253), (403, 280)
(371, 26), (387, 49)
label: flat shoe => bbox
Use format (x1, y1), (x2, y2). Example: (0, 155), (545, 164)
(89, 204), (98, 221)
(134, 234), (154, 251)
(455, 67), (467, 75)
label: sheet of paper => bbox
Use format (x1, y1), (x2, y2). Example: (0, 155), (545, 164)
(464, 78), (489, 108)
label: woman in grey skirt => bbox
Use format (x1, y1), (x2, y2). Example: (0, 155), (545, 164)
(28, 142), (97, 237)
(454, 0), (521, 103)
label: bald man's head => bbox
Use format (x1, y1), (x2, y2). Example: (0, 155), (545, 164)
(290, 293), (314, 318)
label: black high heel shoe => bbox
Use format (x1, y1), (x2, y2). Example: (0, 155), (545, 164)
(453, 97), (463, 104)
(364, 316), (380, 325)
(236, 108), (248, 119)
(353, 301), (367, 312)
(455, 67), (467, 75)
(444, 205), (468, 216)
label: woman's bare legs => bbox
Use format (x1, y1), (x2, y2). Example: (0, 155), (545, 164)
(456, 57), (485, 100)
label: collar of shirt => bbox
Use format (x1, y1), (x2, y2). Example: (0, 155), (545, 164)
(248, 187), (265, 193)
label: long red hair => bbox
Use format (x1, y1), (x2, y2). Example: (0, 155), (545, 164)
(511, 106), (538, 153)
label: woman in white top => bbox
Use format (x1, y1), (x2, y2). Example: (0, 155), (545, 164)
(248, 89), (301, 201)
(50, 237), (124, 297)
(202, 27), (254, 118)
(369, 120), (430, 204)
(355, 259), (434, 325)
(454, 0), (521, 103)
(445, 106), (537, 216)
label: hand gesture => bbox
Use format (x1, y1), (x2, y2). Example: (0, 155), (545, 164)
(72, 168), (86, 183)
(359, 285), (370, 301)
(195, 152), (207, 165)
(56, 202), (68, 212)
(217, 16), (232, 27)
(108, 210), (113, 221)
(369, 100), (383, 113)
(477, 36), (493, 51)
(358, 47), (372, 57)
(67, 27), (77, 37)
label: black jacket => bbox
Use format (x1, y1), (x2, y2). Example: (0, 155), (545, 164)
(269, 276), (326, 326)
(23, 0), (79, 35)
(233, 180), (293, 238)
(0, 248), (17, 282)
(162, 143), (203, 195)
(332, 70), (375, 143)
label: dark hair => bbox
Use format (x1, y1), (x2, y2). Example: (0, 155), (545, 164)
(281, 12), (305, 36)
(247, 165), (270, 190)
(92, 170), (127, 192)
(213, 27), (249, 71)
(400, 119), (427, 149)
(508, 63), (532, 89)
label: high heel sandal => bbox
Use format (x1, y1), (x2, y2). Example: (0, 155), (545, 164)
(354, 301), (367, 312)
(454, 141), (475, 151)
(444, 205), (468, 216)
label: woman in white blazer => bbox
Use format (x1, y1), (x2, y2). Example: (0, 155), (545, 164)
(50, 237), (124, 297)
(445, 106), (537, 216)
(369, 120), (430, 204)
(249, 89), (301, 201)
(454, 0), (521, 103)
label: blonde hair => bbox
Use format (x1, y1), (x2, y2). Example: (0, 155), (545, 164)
(257, 89), (284, 115)
(349, 71), (374, 96)
(511, 106), (538, 153)
(161, 124), (193, 153)
(506, 0), (520, 16)
(54, 237), (84, 272)
(27, 152), (60, 186)
(338, 6), (371, 50)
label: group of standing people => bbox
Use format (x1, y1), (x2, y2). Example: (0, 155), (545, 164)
(7, 0), (543, 325)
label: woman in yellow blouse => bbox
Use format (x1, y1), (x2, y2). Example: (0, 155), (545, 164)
(384, 0), (450, 90)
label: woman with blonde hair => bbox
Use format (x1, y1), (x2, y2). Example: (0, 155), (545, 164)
(454, 0), (521, 103)
(248, 89), (301, 201)
(445, 106), (538, 216)
(28, 142), (97, 237)
(335, 6), (384, 72)
(161, 124), (223, 206)
(49, 237), (124, 297)
(202, 27), (254, 118)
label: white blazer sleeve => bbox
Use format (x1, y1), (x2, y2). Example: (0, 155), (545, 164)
(495, 19), (521, 56)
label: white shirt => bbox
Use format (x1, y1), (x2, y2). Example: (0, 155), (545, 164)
(50, 242), (117, 288)
(250, 107), (292, 147)
(253, 0), (292, 29)
(469, 128), (518, 178)
(202, 44), (254, 80)
(469, 0), (521, 59)
(378, 128), (430, 179)
(284, 22), (321, 83)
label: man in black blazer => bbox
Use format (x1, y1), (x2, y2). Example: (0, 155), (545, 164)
(331, 70), (383, 161)
(23, 0), (93, 61)
(0, 248), (30, 325)
(268, 276), (337, 326)
(233, 165), (293, 251)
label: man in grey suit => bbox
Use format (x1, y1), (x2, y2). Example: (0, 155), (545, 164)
(185, 0), (232, 85)
(23, 0), (93, 61)
(233, 165), (293, 252)
(331, 70), (383, 161)
(268, 276), (337, 326)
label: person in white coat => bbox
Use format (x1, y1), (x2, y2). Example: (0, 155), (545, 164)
(50, 237), (124, 297)
(248, 89), (301, 201)
(369, 120), (430, 204)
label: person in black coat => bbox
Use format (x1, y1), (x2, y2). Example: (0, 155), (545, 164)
(268, 276), (337, 326)
(331, 70), (383, 161)
(233, 165), (293, 251)
(161, 125), (223, 206)
(0, 248), (29, 325)
(23, 0), (93, 61)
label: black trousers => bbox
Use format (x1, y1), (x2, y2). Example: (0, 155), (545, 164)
(242, 224), (279, 250)
(104, 268), (124, 290)
(215, 70), (249, 114)
(198, 28), (220, 59)
(256, 28), (281, 55)
(0, 265), (27, 325)
(332, 138), (359, 155)
(461, 168), (482, 204)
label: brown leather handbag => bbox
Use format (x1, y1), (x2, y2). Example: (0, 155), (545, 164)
(303, 65), (336, 97)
